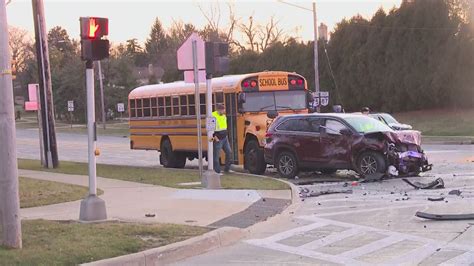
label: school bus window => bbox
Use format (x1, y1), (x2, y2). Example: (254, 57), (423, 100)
(200, 93), (206, 115)
(158, 97), (164, 117)
(143, 98), (151, 117)
(130, 99), (136, 108)
(151, 97), (157, 117)
(180, 95), (188, 115)
(165, 97), (171, 116)
(131, 109), (136, 118)
(216, 92), (224, 104)
(136, 99), (143, 117)
(172, 96), (180, 116)
(188, 95), (195, 115)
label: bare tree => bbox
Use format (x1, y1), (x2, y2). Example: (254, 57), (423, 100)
(257, 16), (286, 51)
(8, 26), (34, 73)
(239, 15), (259, 52)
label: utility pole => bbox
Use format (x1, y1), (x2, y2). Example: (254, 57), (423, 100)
(0, 0), (22, 248)
(97, 61), (106, 129)
(313, 2), (320, 112)
(32, 0), (59, 168)
(278, 0), (320, 112)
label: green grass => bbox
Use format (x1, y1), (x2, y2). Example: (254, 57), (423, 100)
(19, 177), (103, 208)
(15, 115), (130, 137)
(393, 108), (474, 136)
(18, 159), (289, 190)
(0, 219), (210, 266)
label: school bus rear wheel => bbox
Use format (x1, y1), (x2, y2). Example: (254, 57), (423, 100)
(160, 138), (186, 168)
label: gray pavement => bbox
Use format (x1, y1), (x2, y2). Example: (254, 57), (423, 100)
(175, 173), (474, 265)
(16, 128), (474, 264)
(174, 145), (474, 265)
(19, 169), (291, 226)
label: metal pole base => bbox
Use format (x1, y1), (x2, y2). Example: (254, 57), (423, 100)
(79, 195), (107, 221)
(203, 170), (221, 189)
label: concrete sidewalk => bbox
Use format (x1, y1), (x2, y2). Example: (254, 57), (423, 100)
(19, 169), (291, 226)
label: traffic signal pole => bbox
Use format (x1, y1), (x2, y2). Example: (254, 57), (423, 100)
(78, 16), (109, 222)
(203, 73), (221, 189)
(79, 60), (107, 221)
(0, 0), (22, 248)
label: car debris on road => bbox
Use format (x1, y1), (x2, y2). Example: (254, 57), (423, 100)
(402, 177), (445, 189)
(415, 211), (474, 221)
(299, 187), (353, 198)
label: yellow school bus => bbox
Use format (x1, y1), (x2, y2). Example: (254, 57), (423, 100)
(128, 71), (309, 174)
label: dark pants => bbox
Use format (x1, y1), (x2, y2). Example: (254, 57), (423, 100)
(213, 137), (232, 173)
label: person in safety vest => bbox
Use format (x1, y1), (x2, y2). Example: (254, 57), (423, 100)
(211, 103), (233, 174)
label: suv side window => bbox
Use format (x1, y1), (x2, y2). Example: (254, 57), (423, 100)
(325, 119), (347, 135)
(277, 118), (311, 132)
(309, 118), (323, 133)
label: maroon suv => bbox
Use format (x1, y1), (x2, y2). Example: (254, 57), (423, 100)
(264, 113), (431, 179)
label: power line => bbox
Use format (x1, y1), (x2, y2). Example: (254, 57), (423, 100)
(276, 0), (312, 12)
(322, 41), (343, 107)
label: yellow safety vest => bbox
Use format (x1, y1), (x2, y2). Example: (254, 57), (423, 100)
(212, 111), (227, 131)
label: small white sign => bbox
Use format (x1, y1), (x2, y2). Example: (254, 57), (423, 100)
(319, 91), (329, 97)
(313, 98), (320, 107)
(320, 97), (329, 106)
(67, 100), (74, 112)
(117, 103), (125, 112)
(206, 117), (216, 132)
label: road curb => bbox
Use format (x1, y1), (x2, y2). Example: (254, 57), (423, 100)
(81, 226), (248, 266)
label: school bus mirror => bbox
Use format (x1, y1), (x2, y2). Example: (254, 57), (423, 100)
(238, 93), (246, 104)
(267, 110), (278, 119)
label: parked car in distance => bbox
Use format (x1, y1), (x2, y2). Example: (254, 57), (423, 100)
(370, 113), (412, 131)
(264, 113), (431, 179)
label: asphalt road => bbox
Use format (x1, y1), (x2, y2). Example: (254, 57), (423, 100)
(15, 128), (474, 171)
(15, 128), (474, 265)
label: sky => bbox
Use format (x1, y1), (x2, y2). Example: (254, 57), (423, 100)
(6, 0), (402, 45)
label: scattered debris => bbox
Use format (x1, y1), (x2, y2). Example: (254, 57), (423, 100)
(428, 197), (445, 201)
(402, 178), (444, 189)
(145, 213), (156, 218)
(416, 212), (474, 221)
(361, 173), (385, 182)
(299, 189), (353, 198)
(388, 165), (399, 176)
(448, 189), (462, 196)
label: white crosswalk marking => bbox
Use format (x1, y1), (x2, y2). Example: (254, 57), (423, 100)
(246, 216), (474, 265)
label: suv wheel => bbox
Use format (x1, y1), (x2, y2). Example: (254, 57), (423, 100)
(276, 151), (298, 179)
(356, 151), (387, 175)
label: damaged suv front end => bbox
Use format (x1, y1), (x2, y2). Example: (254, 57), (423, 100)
(382, 130), (432, 176)
(351, 118), (432, 177)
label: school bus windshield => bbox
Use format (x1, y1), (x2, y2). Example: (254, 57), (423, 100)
(241, 90), (307, 112)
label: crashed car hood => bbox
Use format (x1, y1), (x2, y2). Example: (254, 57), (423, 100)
(365, 130), (422, 146)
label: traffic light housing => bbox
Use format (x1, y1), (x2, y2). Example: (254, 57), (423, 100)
(80, 17), (109, 61)
(205, 42), (229, 76)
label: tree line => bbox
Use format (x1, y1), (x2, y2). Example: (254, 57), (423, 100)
(9, 0), (473, 122)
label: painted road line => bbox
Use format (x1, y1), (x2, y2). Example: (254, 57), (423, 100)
(299, 227), (363, 250)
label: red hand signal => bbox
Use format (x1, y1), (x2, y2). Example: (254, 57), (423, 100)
(88, 18), (99, 38)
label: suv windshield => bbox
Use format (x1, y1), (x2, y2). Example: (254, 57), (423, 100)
(345, 116), (394, 134)
(241, 90), (307, 112)
(380, 113), (398, 124)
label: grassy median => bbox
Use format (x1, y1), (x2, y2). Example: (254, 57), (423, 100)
(394, 108), (474, 136)
(19, 177), (103, 208)
(18, 159), (289, 190)
(0, 220), (210, 265)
